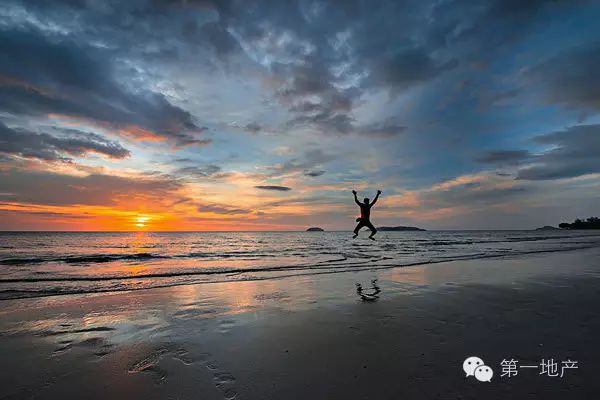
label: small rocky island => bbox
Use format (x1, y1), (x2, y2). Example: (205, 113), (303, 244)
(377, 226), (426, 231)
(306, 227), (324, 231)
(535, 225), (561, 231)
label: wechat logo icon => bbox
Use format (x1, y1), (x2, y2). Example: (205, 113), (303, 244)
(463, 356), (493, 382)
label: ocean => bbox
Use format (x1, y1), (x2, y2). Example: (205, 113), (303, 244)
(1, 230), (599, 300)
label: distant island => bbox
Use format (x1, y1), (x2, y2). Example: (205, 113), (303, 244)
(306, 227), (324, 231)
(535, 225), (561, 231)
(377, 226), (426, 231)
(559, 217), (600, 230)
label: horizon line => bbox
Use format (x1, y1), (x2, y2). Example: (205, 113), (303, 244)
(0, 228), (560, 233)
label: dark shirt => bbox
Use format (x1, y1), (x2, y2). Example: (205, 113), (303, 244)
(359, 203), (371, 220)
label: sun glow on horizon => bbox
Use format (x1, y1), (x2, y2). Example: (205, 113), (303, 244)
(134, 215), (151, 229)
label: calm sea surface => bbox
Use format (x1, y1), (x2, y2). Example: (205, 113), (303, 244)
(1, 231), (599, 300)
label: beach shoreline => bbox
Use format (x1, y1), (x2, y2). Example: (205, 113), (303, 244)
(1, 247), (599, 399)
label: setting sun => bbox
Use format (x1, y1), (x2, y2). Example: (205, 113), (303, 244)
(134, 215), (151, 229)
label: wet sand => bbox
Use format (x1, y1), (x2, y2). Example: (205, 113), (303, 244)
(1, 247), (599, 399)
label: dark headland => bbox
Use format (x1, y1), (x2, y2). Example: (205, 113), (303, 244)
(377, 226), (426, 231)
(559, 217), (600, 230)
(306, 227), (324, 231)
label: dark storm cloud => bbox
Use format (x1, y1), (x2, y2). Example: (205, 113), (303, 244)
(254, 185), (292, 191)
(1, 170), (181, 206)
(528, 41), (600, 112)
(517, 124), (600, 180)
(0, 27), (206, 146)
(0, 122), (130, 161)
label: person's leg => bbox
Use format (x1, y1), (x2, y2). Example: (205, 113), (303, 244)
(367, 222), (377, 240)
(353, 221), (364, 238)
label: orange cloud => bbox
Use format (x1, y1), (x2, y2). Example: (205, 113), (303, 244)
(118, 125), (166, 142)
(430, 174), (487, 191)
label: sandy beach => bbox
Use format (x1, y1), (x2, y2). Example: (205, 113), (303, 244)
(1, 247), (599, 399)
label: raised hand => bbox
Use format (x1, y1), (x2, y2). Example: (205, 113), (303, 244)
(377, 190), (382, 195)
(352, 190), (357, 195)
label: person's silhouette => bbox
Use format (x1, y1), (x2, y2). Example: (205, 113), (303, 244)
(352, 189), (381, 240)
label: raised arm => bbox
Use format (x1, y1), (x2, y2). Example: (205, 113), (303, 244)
(371, 190), (382, 206)
(352, 190), (361, 205)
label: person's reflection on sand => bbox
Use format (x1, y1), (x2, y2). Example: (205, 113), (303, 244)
(356, 279), (381, 301)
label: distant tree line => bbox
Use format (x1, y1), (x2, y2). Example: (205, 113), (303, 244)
(559, 217), (600, 229)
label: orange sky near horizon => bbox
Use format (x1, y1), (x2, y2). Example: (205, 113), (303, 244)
(0, 201), (312, 231)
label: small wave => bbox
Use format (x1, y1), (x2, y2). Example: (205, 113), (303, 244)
(0, 261), (369, 283)
(1, 244), (596, 301)
(421, 240), (474, 246)
(0, 250), (314, 266)
(0, 252), (166, 265)
(505, 235), (582, 242)
(1, 243), (595, 285)
(417, 233), (600, 246)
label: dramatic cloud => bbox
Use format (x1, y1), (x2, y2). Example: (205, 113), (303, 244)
(0, 27), (207, 147)
(254, 185), (292, 191)
(517, 124), (600, 180)
(0, 122), (129, 161)
(1, 170), (181, 206)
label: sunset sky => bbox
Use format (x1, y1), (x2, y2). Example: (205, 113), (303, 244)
(1, 0), (599, 231)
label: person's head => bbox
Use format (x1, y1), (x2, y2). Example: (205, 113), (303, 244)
(364, 198), (370, 204)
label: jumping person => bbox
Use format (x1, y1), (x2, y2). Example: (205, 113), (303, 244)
(352, 189), (381, 240)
